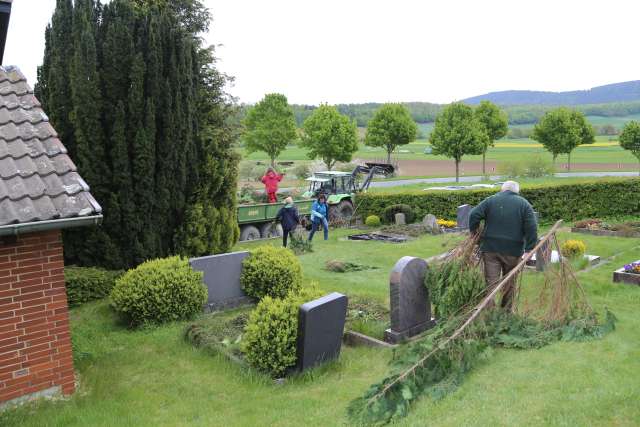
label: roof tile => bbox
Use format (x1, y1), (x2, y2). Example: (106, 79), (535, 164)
(0, 66), (101, 227)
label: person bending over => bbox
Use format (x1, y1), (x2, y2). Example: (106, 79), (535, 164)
(469, 180), (538, 311)
(308, 194), (329, 241)
(276, 197), (300, 247)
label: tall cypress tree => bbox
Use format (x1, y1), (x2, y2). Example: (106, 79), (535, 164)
(38, 0), (239, 268)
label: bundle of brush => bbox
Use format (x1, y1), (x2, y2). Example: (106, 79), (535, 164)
(348, 221), (616, 426)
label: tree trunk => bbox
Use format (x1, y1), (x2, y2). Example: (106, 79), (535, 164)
(455, 159), (460, 182)
(271, 156), (276, 168)
(482, 151), (486, 175)
(386, 148), (392, 165)
(568, 151), (571, 172)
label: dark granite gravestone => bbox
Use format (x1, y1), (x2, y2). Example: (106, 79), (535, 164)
(384, 256), (435, 344)
(296, 292), (348, 371)
(189, 251), (253, 312)
(456, 204), (473, 229)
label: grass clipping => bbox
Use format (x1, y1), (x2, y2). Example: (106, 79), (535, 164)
(348, 224), (616, 425)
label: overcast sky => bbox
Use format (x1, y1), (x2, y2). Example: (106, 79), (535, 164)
(5, 0), (640, 104)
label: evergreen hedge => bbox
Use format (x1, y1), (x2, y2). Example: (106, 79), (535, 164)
(357, 179), (640, 223)
(65, 266), (123, 307)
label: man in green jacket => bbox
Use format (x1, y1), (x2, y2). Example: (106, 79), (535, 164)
(469, 181), (538, 311)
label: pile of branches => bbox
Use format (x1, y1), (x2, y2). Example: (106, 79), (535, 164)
(348, 221), (616, 425)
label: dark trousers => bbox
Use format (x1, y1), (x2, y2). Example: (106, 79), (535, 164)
(282, 228), (293, 247)
(482, 252), (520, 311)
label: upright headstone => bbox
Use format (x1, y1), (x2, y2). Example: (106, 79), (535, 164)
(395, 212), (406, 225)
(533, 211), (540, 225)
(296, 293), (348, 371)
(422, 214), (438, 233)
(456, 204), (473, 229)
(384, 256), (435, 344)
(535, 236), (551, 272)
(189, 251), (253, 312)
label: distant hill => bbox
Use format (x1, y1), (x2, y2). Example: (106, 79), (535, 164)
(463, 81), (640, 106)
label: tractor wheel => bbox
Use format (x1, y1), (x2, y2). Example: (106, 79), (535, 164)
(260, 222), (283, 239)
(329, 200), (354, 223)
(239, 225), (261, 241)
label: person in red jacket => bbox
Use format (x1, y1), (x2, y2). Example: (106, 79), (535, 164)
(261, 167), (284, 203)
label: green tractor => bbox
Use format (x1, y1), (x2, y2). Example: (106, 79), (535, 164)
(301, 163), (394, 222)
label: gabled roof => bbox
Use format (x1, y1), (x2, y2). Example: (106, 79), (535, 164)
(0, 66), (102, 234)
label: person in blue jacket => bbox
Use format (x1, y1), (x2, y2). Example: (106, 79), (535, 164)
(308, 194), (329, 241)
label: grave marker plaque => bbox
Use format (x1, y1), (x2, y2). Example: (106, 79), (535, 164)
(384, 256), (435, 344)
(296, 293), (348, 371)
(189, 251), (253, 312)
(395, 213), (406, 225)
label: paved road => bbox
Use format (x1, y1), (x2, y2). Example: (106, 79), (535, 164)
(368, 171), (639, 189)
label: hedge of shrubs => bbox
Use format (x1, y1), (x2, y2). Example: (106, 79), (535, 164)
(358, 179), (640, 223)
(65, 266), (122, 307)
(241, 246), (303, 300)
(382, 203), (416, 224)
(110, 256), (206, 326)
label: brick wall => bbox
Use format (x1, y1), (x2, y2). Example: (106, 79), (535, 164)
(0, 230), (74, 404)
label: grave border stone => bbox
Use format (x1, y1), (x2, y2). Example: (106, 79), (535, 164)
(613, 262), (640, 286)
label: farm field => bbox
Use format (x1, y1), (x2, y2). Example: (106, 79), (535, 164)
(239, 135), (638, 182)
(3, 227), (640, 427)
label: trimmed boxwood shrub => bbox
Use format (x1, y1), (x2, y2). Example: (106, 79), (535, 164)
(242, 286), (323, 377)
(365, 215), (381, 227)
(65, 266), (123, 307)
(358, 178), (640, 224)
(110, 256), (206, 326)
(241, 246), (303, 300)
(382, 204), (415, 224)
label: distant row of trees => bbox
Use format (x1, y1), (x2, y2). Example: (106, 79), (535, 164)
(279, 101), (640, 128)
(509, 124), (618, 139)
(242, 94), (417, 169)
(242, 94), (640, 179)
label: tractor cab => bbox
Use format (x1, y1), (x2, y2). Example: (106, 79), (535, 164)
(301, 164), (395, 222)
(303, 171), (355, 199)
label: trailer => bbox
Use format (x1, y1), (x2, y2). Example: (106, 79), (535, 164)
(237, 199), (313, 241)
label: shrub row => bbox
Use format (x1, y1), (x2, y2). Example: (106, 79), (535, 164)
(65, 267), (122, 307)
(357, 179), (640, 224)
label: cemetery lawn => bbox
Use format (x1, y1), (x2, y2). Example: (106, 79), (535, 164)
(2, 229), (640, 426)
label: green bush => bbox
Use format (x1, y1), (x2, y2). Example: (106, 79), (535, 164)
(382, 204), (415, 224)
(497, 160), (526, 178)
(524, 155), (554, 178)
(365, 215), (381, 227)
(358, 179), (640, 224)
(241, 246), (303, 300)
(242, 286), (323, 377)
(110, 256), (206, 326)
(292, 163), (311, 179)
(65, 266), (122, 307)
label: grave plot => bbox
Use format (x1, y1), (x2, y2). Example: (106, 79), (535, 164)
(613, 261), (640, 286)
(348, 232), (408, 243)
(572, 219), (640, 238)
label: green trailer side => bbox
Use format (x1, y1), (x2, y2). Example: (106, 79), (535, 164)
(237, 200), (313, 241)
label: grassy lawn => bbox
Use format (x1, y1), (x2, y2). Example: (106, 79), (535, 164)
(2, 228), (640, 426)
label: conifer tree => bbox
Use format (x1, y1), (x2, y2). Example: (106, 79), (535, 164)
(38, 0), (240, 268)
